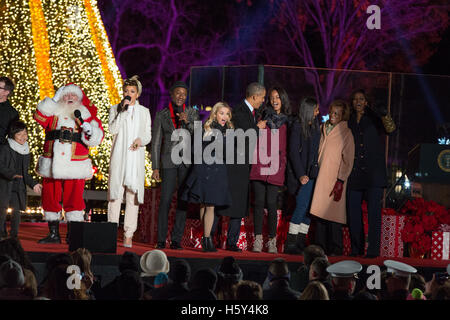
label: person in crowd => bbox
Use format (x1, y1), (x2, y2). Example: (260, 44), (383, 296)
(175, 268), (218, 300)
(0, 258), (29, 300)
(309, 100), (355, 256)
(263, 258), (301, 300)
(249, 86), (290, 254)
(0, 121), (42, 240)
(0, 76), (19, 145)
(383, 260), (417, 300)
(213, 82), (267, 252)
(289, 244), (326, 292)
(347, 89), (395, 258)
(182, 102), (234, 252)
(37, 253), (73, 296)
(34, 84), (104, 244)
(0, 235), (36, 276)
(140, 249), (170, 299)
(234, 280), (263, 300)
(151, 258), (191, 300)
(91, 251), (141, 300)
(285, 97), (320, 254)
(308, 257), (333, 297)
(326, 260), (362, 300)
(424, 266), (450, 300)
(108, 76), (151, 248)
(116, 269), (144, 300)
(215, 256), (243, 300)
(409, 273), (427, 294)
(432, 283), (450, 300)
(41, 264), (90, 300)
(353, 290), (378, 300)
(70, 248), (96, 299)
(151, 81), (199, 250)
(299, 280), (330, 300)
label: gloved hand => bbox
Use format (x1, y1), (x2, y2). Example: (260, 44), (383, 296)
(371, 101), (388, 117)
(330, 179), (344, 202)
(53, 86), (65, 102)
(81, 122), (92, 135)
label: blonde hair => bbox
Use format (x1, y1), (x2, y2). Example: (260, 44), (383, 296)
(204, 102), (234, 133)
(123, 75), (142, 96)
(328, 99), (350, 121)
(299, 281), (330, 300)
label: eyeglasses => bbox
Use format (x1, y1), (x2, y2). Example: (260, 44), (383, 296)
(0, 87), (6, 90)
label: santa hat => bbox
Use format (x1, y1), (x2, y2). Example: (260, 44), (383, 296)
(66, 83), (98, 118)
(58, 84), (83, 101)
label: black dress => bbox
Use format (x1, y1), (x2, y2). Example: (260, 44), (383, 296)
(181, 121), (232, 207)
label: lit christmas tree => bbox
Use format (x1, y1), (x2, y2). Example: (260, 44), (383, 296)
(0, 0), (153, 189)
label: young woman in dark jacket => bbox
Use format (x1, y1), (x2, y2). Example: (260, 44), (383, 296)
(284, 97), (320, 254)
(0, 121), (42, 239)
(347, 89), (395, 258)
(181, 102), (234, 252)
(249, 87), (290, 254)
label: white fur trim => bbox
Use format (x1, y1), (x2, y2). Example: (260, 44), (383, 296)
(37, 98), (59, 117)
(58, 84), (83, 101)
(65, 210), (85, 222)
(44, 211), (61, 221)
(289, 222), (301, 235)
(37, 154), (93, 179)
(299, 223), (310, 235)
(81, 119), (103, 147)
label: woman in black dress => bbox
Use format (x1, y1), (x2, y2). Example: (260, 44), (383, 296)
(182, 102), (234, 252)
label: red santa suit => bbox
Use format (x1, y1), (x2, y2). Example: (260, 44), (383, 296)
(34, 84), (104, 222)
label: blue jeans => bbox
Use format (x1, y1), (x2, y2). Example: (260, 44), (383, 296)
(290, 179), (315, 225)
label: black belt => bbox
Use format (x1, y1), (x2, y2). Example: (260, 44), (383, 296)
(45, 127), (83, 144)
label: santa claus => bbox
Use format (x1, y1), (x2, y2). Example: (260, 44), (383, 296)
(34, 84), (104, 244)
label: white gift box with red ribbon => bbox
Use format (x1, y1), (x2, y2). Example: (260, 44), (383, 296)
(431, 231), (450, 260)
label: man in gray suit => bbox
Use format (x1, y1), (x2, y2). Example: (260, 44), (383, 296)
(151, 81), (199, 249)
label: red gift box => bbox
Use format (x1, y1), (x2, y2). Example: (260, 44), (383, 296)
(380, 214), (406, 258)
(431, 231), (450, 260)
(343, 227), (351, 256)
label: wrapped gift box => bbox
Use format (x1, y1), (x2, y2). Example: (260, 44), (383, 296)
(219, 217), (248, 250)
(380, 214), (406, 258)
(431, 231), (450, 260)
(343, 227), (351, 256)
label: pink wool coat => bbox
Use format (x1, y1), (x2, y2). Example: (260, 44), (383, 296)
(310, 121), (355, 224)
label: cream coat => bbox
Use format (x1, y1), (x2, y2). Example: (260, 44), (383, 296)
(310, 121), (355, 224)
(108, 102), (151, 204)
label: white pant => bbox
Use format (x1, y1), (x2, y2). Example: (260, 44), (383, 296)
(108, 185), (139, 239)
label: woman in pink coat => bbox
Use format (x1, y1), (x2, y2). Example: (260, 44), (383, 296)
(309, 100), (355, 256)
(249, 86), (290, 253)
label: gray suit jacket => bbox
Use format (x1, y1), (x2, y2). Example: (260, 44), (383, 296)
(150, 106), (199, 170)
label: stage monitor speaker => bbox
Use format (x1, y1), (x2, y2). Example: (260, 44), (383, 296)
(68, 222), (117, 253)
(406, 143), (450, 184)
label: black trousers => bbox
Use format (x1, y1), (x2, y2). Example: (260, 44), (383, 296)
(0, 192), (21, 238)
(252, 181), (279, 238)
(211, 215), (242, 247)
(347, 187), (383, 256)
(157, 165), (190, 243)
(313, 217), (343, 255)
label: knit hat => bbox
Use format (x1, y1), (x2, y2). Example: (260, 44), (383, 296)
(169, 81), (188, 93)
(0, 259), (25, 288)
(119, 251), (140, 273)
(217, 256), (243, 281)
(154, 272), (169, 288)
(140, 250), (170, 277)
(169, 259), (191, 283)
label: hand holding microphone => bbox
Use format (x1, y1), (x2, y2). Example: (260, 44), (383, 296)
(118, 95), (131, 113)
(74, 110), (92, 135)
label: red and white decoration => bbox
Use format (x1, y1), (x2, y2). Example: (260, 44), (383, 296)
(431, 231), (450, 260)
(380, 214), (406, 258)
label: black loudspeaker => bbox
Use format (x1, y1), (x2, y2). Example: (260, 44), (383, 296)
(68, 222), (118, 253)
(407, 144), (450, 183)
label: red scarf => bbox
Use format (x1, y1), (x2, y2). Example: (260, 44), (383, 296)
(168, 102), (186, 128)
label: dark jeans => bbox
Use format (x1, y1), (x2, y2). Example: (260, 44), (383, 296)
(157, 165), (190, 244)
(0, 192), (21, 238)
(290, 179), (315, 226)
(347, 188), (383, 256)
(313, 217), (343, 255)
(252, 181), (279, 238)
(211, 215), (242, 247)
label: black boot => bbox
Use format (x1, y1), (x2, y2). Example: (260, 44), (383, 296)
(205, 236), (217, 252)
(284, 233), (301, 254)
(295, 233), (307, 254)
(38, 221), (61, 244)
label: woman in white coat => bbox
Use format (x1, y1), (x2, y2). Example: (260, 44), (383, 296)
(108, 76), (151, 248)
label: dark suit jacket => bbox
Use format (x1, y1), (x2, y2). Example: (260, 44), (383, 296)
(0, 100), (19, 145)
(0, 144), (38, 209)
(150, 106), (199, 170)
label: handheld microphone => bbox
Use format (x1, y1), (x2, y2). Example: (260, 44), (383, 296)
(74, 109), (83, 125)
(121, 95), (131, 112)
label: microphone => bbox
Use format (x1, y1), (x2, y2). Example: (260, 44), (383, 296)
(120, 95), (131, 112)
(74, 109), (83, 125)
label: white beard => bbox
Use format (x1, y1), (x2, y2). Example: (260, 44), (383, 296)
(54, 101), (83, 120)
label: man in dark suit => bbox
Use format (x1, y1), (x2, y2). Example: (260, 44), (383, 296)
(0, 76), (19, 145)
(151, 81), (199, 249)
(214, 82), (267, 251)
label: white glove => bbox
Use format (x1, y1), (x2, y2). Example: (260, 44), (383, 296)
(53, 86), (65, 102)
(81, 122), (92, 135)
